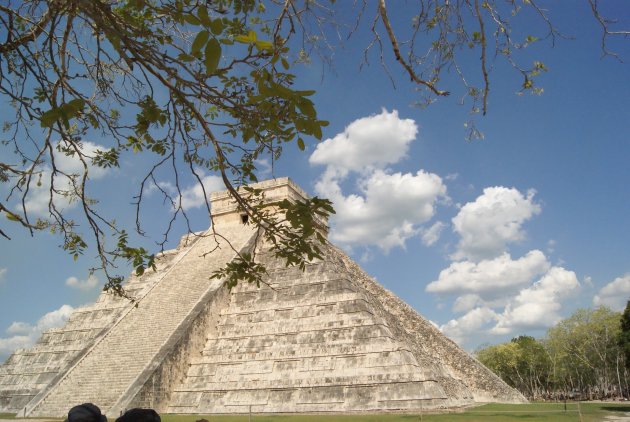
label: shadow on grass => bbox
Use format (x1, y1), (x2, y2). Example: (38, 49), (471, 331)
(601, 406), (630, 413)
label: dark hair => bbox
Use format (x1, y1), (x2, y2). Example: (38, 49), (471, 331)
(115, 408), (160, 422)
(65, 403), (107, 422)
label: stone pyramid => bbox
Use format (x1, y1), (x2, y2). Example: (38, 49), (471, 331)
(0, 178), (525, 417)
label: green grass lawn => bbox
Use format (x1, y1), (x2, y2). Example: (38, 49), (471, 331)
(159, 402), (630, 422)
(2, 403), (629, 422)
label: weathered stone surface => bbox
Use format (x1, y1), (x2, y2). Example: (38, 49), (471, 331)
(0, 177), (525, 417)
(0, 292), (131, 413)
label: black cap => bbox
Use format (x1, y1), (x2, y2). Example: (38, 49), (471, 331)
(65, 403), (107, 422)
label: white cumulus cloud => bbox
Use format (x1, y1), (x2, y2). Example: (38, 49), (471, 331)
(52, 141), (109, 179)
(22, 141), (111, 217)
(309, 109), (417, 174)
(452, 294), (484, 313)
(254, 158), (273, 179)
(426, 250), (550, 297)
(421, 221), (446, 246)
(492, 267), (579, 334)
(439, 307), (499, 346)
(0, 304), (74, 361)
(315, 169), (446, 251)
(154, 173), (224, 210)
(439, 266), (579, 346)
(431, 184), (582, 348)
(594, 274), (630, 311)
(451, 186), (541, 261)
(179, 174), (224, 209)
(6, 321), (32, 335)
(310, 110), (447, 252)
(65, 274), (99, 291)
(0, 335), (32, 362)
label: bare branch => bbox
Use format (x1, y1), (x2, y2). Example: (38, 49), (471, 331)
(473, 0), (489, 115)
(378, 0), (449, 97)
(0, 4), (56, 54)
(588, 0), (630, 61)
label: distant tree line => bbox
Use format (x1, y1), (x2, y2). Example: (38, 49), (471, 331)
(476, 303), (630, 400)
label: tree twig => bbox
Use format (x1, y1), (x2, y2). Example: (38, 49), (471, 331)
(377, 0), (449, 97)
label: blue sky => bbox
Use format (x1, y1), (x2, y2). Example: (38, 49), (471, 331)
(1, 2), (629, 359)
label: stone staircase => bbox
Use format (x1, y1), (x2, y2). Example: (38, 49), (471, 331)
(0, 297), (130, 413)
(0, 232), (203, 415)
(27, 222), (256, 418)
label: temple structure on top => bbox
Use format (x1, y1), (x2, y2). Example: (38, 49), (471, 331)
(0, 177), (525, 417)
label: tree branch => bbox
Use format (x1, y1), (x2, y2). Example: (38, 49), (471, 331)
(0, 4), (56, 54)
(377, 0), (449, 97)
(473, 0), (489, 115)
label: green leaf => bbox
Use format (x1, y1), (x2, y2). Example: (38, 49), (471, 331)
(87, 114), (99, 128)
(210, 19), (224, 35)
(5, 212), (20, 222)
(297, 99), (316, 118)
(295, 89), (316, 96)
(255, 40), (273, 51)
(40, 99), (86, 128)
(40, 108), (61, 128)
(197, 6), (211, 27)
(191, 30), (209, 55)
(177, 53), (195, 62)
(204, 38), (221, 74)
(235, 30), (257, 44)
(234, 34), (252, 44)
(183, 13), (200, 26)
(297, 137), (305, 151)
(312, 124), (323, 140)
(65, 98), (86, 114)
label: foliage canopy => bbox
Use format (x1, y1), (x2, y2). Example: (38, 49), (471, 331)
(619, 300), (630, 370)
(477, 306), (628, 399)
(0, 0), (628, 292)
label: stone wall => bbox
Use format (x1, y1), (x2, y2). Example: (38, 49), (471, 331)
(166, 245), (487, 413)
(330, 245), (525, 404)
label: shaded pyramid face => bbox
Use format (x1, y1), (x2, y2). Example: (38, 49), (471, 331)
(0, 178), (525, 417)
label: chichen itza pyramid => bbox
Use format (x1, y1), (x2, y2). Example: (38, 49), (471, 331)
(0, 178), (525, 417)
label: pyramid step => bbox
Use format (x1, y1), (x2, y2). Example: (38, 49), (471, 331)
(27, 224), (256, 418)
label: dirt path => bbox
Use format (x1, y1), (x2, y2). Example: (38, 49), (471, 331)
(603, 414), (630, 421)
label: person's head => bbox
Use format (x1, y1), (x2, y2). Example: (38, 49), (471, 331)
(65, 403), (107, 422)
(116, 408), (160, 422)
